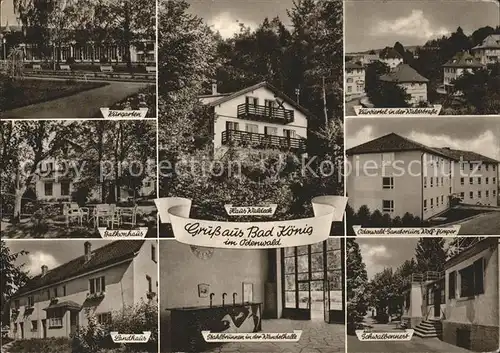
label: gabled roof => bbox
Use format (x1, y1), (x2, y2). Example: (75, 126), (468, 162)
(442, 52), (484, 68)
(433, 147), (499, 164)
(472, 34), (500, 50)
(346, 133), (446, 157)
(206, 81), (313, 119)
(380, 64), (429, 83)
(13, 241), (145, 298)
(346, 133), (500, 163)
(379, 47), (403, 60)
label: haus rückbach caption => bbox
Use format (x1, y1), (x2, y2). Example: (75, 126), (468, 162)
(344, 0), (500, 116)
(3, 240), (159, 353)
(345, 117), (500, 236)
(157, 0), (346, 352)
(1, 0), (156, 118)
(347, 237), (500, 353)
(0, 120), (158, 239)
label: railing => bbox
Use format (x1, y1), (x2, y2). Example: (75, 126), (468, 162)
(403, 271), (445, 286)
(237, 103), (294, 124)
(222, 130), (306, 152)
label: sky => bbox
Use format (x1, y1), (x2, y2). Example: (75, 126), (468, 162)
(345, 0), (499, 52)
(5, 240), (114, 276)
(187, 0), (295, 38)
(346, 116), (500, 162)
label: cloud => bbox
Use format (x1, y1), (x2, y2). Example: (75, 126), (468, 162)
(359, 244), (391, 280)
(208, 12), (257, 39)
(372, 9), (450, 40)
(26, 251), (60, 276)
(408, 130), (500, 161)
(346, 125), (374, 149)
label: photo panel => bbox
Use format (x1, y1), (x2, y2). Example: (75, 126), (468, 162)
(2, 239), (159, 352)
(346, 236), (500, 353)
(0, 0), (156, 119)
(159, 238), (346, 353)
(345, 0), (500, 116)
(0, 119), (158, 239)
(345, 115), (500, 236)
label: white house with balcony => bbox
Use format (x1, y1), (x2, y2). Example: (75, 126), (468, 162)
(9, 240), (158, 339)
(199, 82), (309, 154)
(443, 51), (485, 94)
(345, 61), (365, 99)
(472, 34), (500, 65)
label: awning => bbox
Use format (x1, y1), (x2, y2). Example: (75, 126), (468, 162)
(43, 300), (81, 311)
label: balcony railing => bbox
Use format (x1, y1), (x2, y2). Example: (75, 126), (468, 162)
(237, 103), (294, 124)
(222, 130), (306, 152)
(403, 271), (445, 287)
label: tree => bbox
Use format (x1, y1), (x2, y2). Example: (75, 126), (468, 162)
(347, 239), (369, 334)
(415, 237), (446, 273)
(1, 241), (29, 325)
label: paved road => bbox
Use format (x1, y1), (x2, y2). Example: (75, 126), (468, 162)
(3, 79), (150, 118)
(346, 97), (362, 116)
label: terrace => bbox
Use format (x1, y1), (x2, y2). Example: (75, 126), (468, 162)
(237, 103), (294, 124)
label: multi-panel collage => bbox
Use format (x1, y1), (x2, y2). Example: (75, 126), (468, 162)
(0, 0), (498, 353)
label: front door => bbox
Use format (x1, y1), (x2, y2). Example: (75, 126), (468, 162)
(42, 319), (47, 338)
(434, 287), (441, 317)
(70, 311), (79, 335)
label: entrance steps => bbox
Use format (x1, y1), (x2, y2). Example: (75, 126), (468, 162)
(414, 318), (442, 338)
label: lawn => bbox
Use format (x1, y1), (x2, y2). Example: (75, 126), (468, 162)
(458, 211), (500, 235)
(0, 78), (108, 111)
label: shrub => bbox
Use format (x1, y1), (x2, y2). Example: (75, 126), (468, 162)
(71, 309), (110, 353)
(99, 56), (109, 64)
(66, 57), (76, 64)
(356, 205), (371, 225)
(370, 210), (384, 227)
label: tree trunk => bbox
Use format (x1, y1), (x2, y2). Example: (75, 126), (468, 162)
(12, 185), (26, 224)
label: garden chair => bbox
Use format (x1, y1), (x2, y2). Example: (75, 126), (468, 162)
(118, 205), (138, 228)
(94, 204), (117, 229)
(63, 203), (87, 226)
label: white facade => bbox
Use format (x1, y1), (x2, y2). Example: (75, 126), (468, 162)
(398, 82), (427, 106)
(452, 162), (498, 206)
(380, 57), (403, 69)
(345, 65), (365, 99)
(9, 241), (158, 339)
(201, 84), (308, 152)
(472, 35), (500, 65)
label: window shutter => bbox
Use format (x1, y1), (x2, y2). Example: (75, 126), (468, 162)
(473, 258), (484, 295)
(449, 271), (456, 299)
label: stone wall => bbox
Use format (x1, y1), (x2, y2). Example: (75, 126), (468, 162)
(442, 321), (499, 352)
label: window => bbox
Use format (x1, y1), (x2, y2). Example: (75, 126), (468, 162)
(31, 320), (38, 332)
(27, 296), (34, 307)
(245, 96), (258, 106)
(486, 190), (489, 198)
(382, 177), (394, 189)
(97, 312), (112, 325)
(436, 197), (439, 206)
(146, 275), (152, 293)
(486, 177), (489, 184)
(459, 258), (484, 298)
(53, 287), (58, 298)
(44, 182), (53, 196)
(382, 200), (394, 212)
(63, 286), (66, 297)
(493, 177), (496, 184)
(48, 308), (63, 328)
(430, 177), (434, 187)
(151, 244), (156, 263)
(469, 177), (473, 185)
(494, 190), (497, 197)
(89, 276), (106, 294)
(226, 121), (239, 131)
(283, 129), (296, 138)
(470, 191), (474, 199)
(469, 163), (473, 171)
(346, 78), (353, 83)
(460, 177), (464, 185)
(449, 271), (456, 299)
(61, 182), (70, 196)
(424, 177), (427, 188)
(441, 177), (444, 186)
(430, 199), (434, 208)
(478, 191), (482, 198)
(424, 200), (427, 211)
(441, 195), (444, 204)
(478, 177), (482, 185)
(264, 126), (278, 136)
(245, 124), (259, 134)
(486, 165), (489, 171)
(460, 192), (464, 200)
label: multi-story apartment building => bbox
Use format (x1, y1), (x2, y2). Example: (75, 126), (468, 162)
(443, 52), (484, 94)
(378, 47), (404, 69)
(9, 240), (158, 339)
(345, 62), (365, 99)
(472, 34), (500, 65)
(199, 82), (309, 153)
(379, 64), (429, 105)
(346, 133), (499, 221)
(402, 237), (499, 352)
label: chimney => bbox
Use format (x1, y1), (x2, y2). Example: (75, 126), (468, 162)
(41, 265), (48, 276)
(211, 80), (218, 95)
(84, 241), (92, 262)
